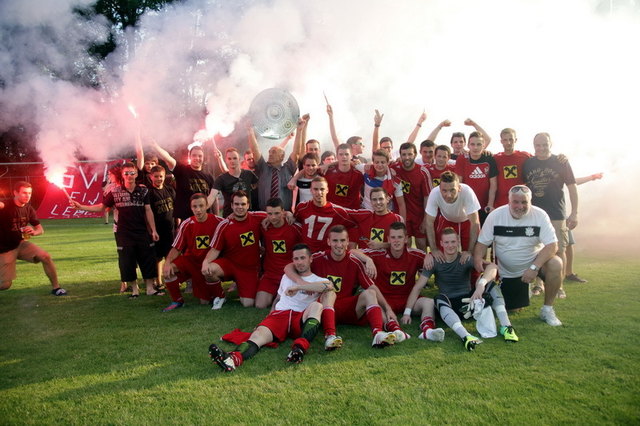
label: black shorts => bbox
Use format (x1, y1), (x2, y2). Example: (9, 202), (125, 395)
(435, 292), (473, 321)
(499, 277), (531, 310)
(117, 238), (157, 282)
(154, 228), (174, 259)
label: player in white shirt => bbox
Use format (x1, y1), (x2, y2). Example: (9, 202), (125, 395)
(208, 244), (333, 371)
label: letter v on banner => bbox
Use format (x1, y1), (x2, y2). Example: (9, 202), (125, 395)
(78, 164), (99, 189)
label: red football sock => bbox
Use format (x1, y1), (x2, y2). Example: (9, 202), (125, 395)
(205, 280), (224, 299)
(385, 319), (402, 332)
(292, 337), (310, 352)
(229, 351), (243, 367)
(365, 304), (384, 336)
(165, 278), (183, 303)
(322, 307), (336, 337)
(420, 316), (436, 333)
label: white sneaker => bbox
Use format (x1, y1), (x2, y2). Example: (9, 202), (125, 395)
(540, 307), (563, 326)
(418, 327), (445, 342)
(372, 331), (396, 348)
(324, 335), (343, 351)
(392, 329), (411, 343)
(211, 297), (226, 310)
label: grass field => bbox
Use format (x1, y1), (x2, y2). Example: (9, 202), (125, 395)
(1, 218), (639, 425)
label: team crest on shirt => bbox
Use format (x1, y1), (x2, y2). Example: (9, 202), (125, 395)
(327, 275), (342, 292)
(370, 228), (384, 242)
(401, 180), (410, 194)
(503, 165), (518, 179)
(195, 235), (210, 249)
(272, 239), (286, 253)
(239, 231), (255, 247)
(390, 271), (406, 286)
(335, 184), (349, 197)
(432, 178), (441, 187)
(525, 227), (535, 237)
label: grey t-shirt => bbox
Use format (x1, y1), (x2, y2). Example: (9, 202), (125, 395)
(421, 254), (473, 298)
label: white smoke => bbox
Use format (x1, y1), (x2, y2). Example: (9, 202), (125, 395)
(1, 0), (638, 252)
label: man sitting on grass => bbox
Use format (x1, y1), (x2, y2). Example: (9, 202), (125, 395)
(208, 244), (331, 371)
(415, 227), (518, 351)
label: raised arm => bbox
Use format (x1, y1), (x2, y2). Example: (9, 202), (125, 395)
(150, 141), (177, 171)
(372, 109), (383, 153)
(326, 104), (341, 149)
(247, 125), (262, 163)
(464, 118), (492, 148)
(212, 140), (228, 173)
(406, 111), (427, 144)
(427, 119), (451, 142)
(135, 134), (144, 171)
(290, 114), (308, 163)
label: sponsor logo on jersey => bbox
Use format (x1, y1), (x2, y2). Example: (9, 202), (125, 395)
(239, 231), (256, 246)
(327, 275), (342, 292)
(433, 178), (441, 187)
(272, 239), (286, 253)
(195, 235), (210, 249)
(370, 228), (384, 242)
(503, 165), (518, 179)
(390, 271), (406, 286)
(335, 184), (349, 197)
(469, 166), (487, 179)
(401, 180), (410, 194)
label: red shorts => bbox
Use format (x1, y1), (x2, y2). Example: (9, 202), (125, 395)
(405, 215), (426, 239)
(435, 217), (471, 251)
(173, 255), (217, 301)
(257, 272), (282, 296)
(258, 309), (303, 342)
(334, 294), (367, 325)
(212, 258), (259, 299)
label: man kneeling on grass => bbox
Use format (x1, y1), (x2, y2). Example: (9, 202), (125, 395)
(410, 227), (518, 351)
(208, 244), (333, 371)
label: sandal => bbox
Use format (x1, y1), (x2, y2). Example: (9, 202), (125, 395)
(128, 294), (139, 299)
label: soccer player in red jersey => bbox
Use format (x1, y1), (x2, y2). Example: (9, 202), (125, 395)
(293, 177), (358, 253)
(454, 131), (498, 225)
(288, 225), (396, 350)
(366, 222), (445, 342)
(201, 191), (267, 307)
(425, 145), (456, 187)
(390, 142), (432, 251)
(350, 187), (403, 249)
(208, 244), (331, 371)
(493, 128), (531, 208)
(323, 143), (364, 209)
(258, 197), (302, 309)
(162, 193), (224, 312)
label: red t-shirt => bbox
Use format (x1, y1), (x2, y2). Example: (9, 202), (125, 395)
(366, 247), (425, 302)
(294, 201), (357, 253)
(454, 153), (498, 207)
(493, 150), (531, 207)
(350, 210), (404, 248)
(324, 166), (364, 209)
(425, 164), (456, 187)
(172, 214), (224, 260)
(211, 211), (267, 268)
(261, 222), (302, 277)
(310, 250), (373, 299)
(390, 162), (432, 218)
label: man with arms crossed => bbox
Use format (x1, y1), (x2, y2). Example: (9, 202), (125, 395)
(474, 185), (563, 326)
(208, 243), (331, 371)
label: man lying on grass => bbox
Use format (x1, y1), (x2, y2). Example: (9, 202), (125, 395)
(413, 227), (518, 351)
(208, 243), (333, 371)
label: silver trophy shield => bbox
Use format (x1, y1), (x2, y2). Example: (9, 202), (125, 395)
(249, 88), (300, 140)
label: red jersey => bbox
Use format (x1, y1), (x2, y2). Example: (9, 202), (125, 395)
(366, 247), (425, 302)
(261, 222), (302, 277)
(454, 153), (498, 207)
(390, 162), (432, 218)
(324, 166), (364, 209)
(425, 164), (456, 187)
(211, 211), (267, 268)
(494, 150), (531, 207)
(172, 214), (224, 260)
(349, 209), (404, 248)
(294, 201), (357, 253)
(310, 250), (374, 300)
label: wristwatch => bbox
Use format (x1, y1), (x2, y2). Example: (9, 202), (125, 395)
(529, 264), (539, 272)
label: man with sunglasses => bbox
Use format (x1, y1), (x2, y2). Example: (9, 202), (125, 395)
(474, 184), (563, 326)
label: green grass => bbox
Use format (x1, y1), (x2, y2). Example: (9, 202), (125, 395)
(1, 218), (639, 425)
